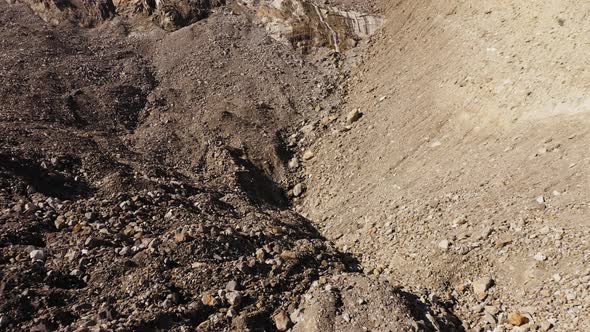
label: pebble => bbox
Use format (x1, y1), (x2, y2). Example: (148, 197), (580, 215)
(225, 291), (242, 307)
(536, 196), (545, 204)
(534, 252), (547, 261)
(292, 183), (304, 197)
(452, 216), (467, 227)
(288, 157), (299, 169)
(485, 305), (500, 315)
(290, 308), (303, 324)
(346, 109), (362, 124)
(303, 150), (315, 160)
(507, 312), (529, 326)
(300, 124), (315, 134)
(540, 321), (553, 331)
(479, 227), (493, 239)
(472, 276), (494, 300)
(484, 312), (497, 325)
(342, 312), (351, 322)
(201, 292), (219, 307)
(174, 229), (190, 243)
(29, 249), (45, 261)
(54, 216), (66, 229)
(273, 311), (291, 331)
(119, 246), (132, 256)
(438, 239), (450, 250)
(226, 280), (239, 292)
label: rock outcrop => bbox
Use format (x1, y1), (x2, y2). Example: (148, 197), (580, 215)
(251, 0), (384, 52)
(13, 0), (225, 30)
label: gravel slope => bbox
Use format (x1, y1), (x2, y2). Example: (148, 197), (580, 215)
(302, 1), (590, 331)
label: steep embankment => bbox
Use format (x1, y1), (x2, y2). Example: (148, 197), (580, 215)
(303, 1), (590, 331)
(0, 1), (461, 331)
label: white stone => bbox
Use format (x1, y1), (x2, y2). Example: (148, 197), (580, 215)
(29, 249), (45, 261)
(438, 239), (450, 250)
(534, 252), (548, 261)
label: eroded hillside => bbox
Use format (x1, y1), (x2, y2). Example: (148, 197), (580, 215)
(302, 1), (590, 331)
(0, 0), (460, 331)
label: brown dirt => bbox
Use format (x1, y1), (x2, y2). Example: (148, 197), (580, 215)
(302, 0), (590, 331)
(0, 0), (461, 331)
(5, 0), (585, 331)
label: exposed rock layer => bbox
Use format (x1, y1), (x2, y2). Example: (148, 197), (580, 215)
(13, 0), (225, 30)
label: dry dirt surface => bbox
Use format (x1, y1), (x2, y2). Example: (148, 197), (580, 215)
(0, 0), (461, 331)
(301, 0), (590, 331)
(2, 0), (588, 331)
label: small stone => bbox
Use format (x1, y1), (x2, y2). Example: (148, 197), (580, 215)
(29, 249), (45, 261)
(540, 321), (553, 331)
(224, 280), (238, 292)
(485, 305), (500, 315)
(534, 252), (547, 261)
(84, 212), (96, 221)
(174, 229), (190, 243)
(54, 216), (66, 229)
(280, 251), (298, 260)
(288, 158), (299, 169)
(292, 183), (304, 197)
(226, 308), (237, 318)
(495, 236), (513, 248)
(452, 216), (467, 227)
(472, 276), (494, 299)
(300, 124), (315, 134)
(302, 150), (314, 160)
(225, 291), (241, 307)
(273, 311), (290, 331)
(565, 289), (577, 301)
(507, 312), (529, 326)
(438, 239), (450, 250)
(479, 227), (493, 239)
(290, 308), (303, 324)
(201, 292), (218, 307)
(346, 109), (362, 124)
(342, 312), (351, 322)
(483, 312), (497, 325)
(119, 246), (132, 256)
(536, 196), (545, 204)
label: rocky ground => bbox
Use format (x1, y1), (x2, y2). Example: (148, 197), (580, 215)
(301, 1), (590, 331)
(0, 0), (462, 331)
(3, 0), (587, 331)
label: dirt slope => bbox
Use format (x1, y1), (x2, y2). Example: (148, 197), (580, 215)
(0, 0), (462, 331)
(302, 0), (590, 331)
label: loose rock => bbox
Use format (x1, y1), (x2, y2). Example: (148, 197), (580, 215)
(303, 150), (315, 160)
(472, 276), (494, 300)
(225, 291), (242, 307)
(273, 310), (291, 331)
(346, 109), (362, 124)
(29, 249), (46, 261)
(507, 312), (529, 326)
(293, 183), (304, 197)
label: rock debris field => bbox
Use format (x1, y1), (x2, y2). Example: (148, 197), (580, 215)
(1, 0), (589, 331)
